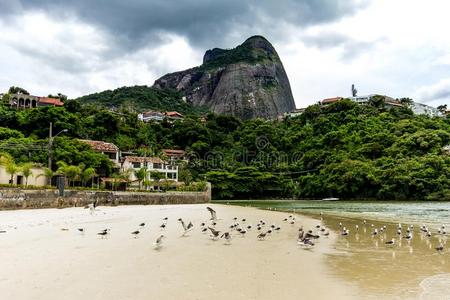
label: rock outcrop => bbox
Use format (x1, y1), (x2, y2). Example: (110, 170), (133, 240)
(153, 36), (296, 120)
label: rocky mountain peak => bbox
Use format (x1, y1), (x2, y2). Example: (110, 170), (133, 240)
(153, 36), (296, 120)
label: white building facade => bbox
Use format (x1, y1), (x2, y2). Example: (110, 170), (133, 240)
(122, 156), (178, 185)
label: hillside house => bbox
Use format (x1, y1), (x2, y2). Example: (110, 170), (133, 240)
(122, 156), (178, 186)
(78, 139), (120, 166)
(9, 94), (64, 109)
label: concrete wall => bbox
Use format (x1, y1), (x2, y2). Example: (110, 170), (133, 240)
(0, 183), (211, 210)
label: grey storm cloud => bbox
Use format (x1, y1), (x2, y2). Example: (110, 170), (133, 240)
(1, 0), (368, 50)
(302, 31), (385, 61)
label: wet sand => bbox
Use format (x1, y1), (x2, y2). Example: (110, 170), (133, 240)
(314, 214), (450, 299)
(0, 204), (359, 300)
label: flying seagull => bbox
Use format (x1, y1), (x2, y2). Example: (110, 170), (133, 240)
(178, 218), (194, 235)
(206, 207), (217, 220)
(208, 227), (220, 240)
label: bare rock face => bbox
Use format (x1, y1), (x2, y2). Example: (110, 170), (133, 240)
(153, 36), (296, 120)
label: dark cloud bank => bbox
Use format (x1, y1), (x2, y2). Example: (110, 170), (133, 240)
(2, 0), (368, 49)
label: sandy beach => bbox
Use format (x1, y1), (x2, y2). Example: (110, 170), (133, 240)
(0, 204), (359, 300)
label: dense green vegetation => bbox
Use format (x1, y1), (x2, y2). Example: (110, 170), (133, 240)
(1, 95), (450, 200)
(200, 36), (277, 70)
(75, 85), (208, 115)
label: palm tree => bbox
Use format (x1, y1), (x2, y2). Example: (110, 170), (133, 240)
(0, 152), (13, 166)
(149, 171), (165, 191)
(20, 162), (33, 186)
(80, 167), (97, 187)
(134, 167), (147, 189)
(5, 161), (19, 185)
(36, 167), (55, 186)
(56, 161), (81, 187)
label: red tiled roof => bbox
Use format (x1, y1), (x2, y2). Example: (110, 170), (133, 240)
(124, 156), (165, 164)
(165, 111), (183, 117)
(163, 149), (186, 157)
(321, 97), (343, 104)
(38, 97), (64, 106)
(78, 139), (119, 152)
(142, 110), (164, 117)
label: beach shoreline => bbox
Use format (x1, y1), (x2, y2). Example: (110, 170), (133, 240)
(0, 204), (360, 300)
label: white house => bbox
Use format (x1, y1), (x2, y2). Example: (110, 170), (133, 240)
(410, 102), (442, 117)
(122, 156), (178, 185)
(138, 111), (165, 122)
(0, 165), (47, 186)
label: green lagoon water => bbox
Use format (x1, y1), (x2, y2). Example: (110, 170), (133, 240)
(219, 200), (450, 227)
(218, 200), (450, 298)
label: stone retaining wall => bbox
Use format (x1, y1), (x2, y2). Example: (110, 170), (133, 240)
(0, 183), (211, 210)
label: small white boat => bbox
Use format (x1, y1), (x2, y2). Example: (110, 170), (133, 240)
(321, 197), (339, 201)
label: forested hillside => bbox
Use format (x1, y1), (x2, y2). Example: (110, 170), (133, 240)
(1, 98), (449, 200)
(75, 85), (208, 115)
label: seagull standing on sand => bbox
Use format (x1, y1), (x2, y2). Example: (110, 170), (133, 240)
(206, 207), (217, 220)
(221, 232), (232, 244)
(436, 244), (444, 252)
(257, 232), (267, 240)
(97, 229), (109, 238)
(131, 230), (140, 238)
(154, 235), (165, 249)
(385, 238), (395, 246)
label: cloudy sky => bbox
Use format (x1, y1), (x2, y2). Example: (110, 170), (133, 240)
(1, 0), (450, 108)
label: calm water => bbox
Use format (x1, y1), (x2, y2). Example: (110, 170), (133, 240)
(220, 200), (450, 299)
(221, 200), (450, 227)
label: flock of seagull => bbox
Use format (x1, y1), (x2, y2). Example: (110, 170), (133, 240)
(333, 216), (448, 253)
(1, 203), (447, 254)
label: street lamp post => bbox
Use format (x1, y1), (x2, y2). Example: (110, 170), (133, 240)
(48, 122), (68, 171)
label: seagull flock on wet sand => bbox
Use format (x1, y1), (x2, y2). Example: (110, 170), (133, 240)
(334, 218), (448, 253)
(0, 203), (447, 254)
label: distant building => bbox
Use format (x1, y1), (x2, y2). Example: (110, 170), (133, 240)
(410, 102), (442, 117)
(122, 156), (179, 185)
(8, 94), (64, 109)
(138, 110), (184, 122)
(165, 111), (184, 121)
(321, 97), (343, 105)
(0, 165), (47, 186)
(138, 111), (165, 122)
(348, 94), (403, 109)
(78, 139), (120, 166)
(162, 149), (188, 163)
(284, 108), (306, 118)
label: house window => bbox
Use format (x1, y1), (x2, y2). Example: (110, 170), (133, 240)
(107, 152), (117, 160)
(153, 163), (162, 169)
(167, 173), (176, 179)
(132, 162), (141, 168)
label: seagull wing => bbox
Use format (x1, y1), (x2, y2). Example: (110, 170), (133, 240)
(206, 207), (217, 220)
(208, 227), (218, 235)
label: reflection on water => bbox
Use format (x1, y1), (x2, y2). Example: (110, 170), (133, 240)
(224, 200), (450, 299)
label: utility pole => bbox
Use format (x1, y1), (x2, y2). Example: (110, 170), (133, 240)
(48, 122), (68, 171)
(48, 122), (53, 170)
